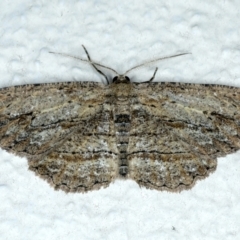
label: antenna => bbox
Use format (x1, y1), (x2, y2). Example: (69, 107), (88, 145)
(49, 46), (190, 84)
(123, 52), (190, 76)
(49, 46), (119, 84)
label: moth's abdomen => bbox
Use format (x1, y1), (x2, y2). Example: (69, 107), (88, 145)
(114, 113), (131, 177)
(111, 83), (133, 177)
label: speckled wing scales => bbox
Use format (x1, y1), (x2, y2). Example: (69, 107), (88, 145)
(0, 82), (119, 192)
(1, 80), (240, 193)
(128, 83), (240, 191)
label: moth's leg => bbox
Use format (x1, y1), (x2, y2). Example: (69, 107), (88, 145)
(148, 67), (158, 82)
(82, 45), (109, 84)
(141, 67), (158, 83)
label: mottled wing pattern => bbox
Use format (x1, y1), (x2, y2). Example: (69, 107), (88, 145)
(0, 82), (118, 192)
(128, 82), (240, 191)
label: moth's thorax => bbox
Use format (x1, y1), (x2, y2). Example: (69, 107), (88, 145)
(110, 82), (133, 99)
(111, 82), (132, 113)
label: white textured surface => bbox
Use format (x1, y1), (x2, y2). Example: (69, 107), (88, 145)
(1, 1), (240, 239)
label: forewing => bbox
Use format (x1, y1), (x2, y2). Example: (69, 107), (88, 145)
(128, 82), (240, 191)
(0, 82), (118, 192)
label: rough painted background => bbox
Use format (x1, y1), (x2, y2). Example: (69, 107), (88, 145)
(1, 1), (240, 239)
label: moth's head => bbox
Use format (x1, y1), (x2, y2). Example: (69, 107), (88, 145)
(112, 75), (130, 84)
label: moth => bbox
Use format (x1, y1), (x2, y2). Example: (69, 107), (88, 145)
(0, 46), (239, 193)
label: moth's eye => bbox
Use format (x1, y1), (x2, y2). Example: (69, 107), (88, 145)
(112, 76), (118, 83)
(125, 76), (130, 82)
